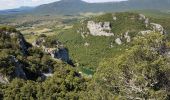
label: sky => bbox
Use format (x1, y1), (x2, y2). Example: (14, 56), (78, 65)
(0, 0), (127, 10)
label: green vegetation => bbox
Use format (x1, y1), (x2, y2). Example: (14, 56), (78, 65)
(0, 26), (88, 99)
(90, 32), (170, 99)
(1, 12), (170, 99)
(0, 66), (87, 100)
(56, 12), (150, 70)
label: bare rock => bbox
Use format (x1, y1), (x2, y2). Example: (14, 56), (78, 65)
(124, 31), (131, 43)
(145, 18), (149, 27)
(84, 42), (90, 47)
(33, 37), (70, 63)
(0, 74), (9, 84)
(110, 42), (114, 48)
(139, 14), (146, 20)
(87, 21), (114, 36)
(113, 16), (117, 21)
(115, 38), (122, 45)
(150, 23), (164, 34)
(103, 22), (112, 30)
(139, 30), (153, 35)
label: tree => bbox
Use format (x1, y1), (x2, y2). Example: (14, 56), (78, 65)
(92, 32), (170, 99)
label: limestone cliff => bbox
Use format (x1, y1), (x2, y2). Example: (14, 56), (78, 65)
(32, 36), (70, 63)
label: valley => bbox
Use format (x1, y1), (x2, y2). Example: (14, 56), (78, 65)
(0, 0), (170, 99)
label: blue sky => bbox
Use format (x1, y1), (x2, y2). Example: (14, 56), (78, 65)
(0, 0), (127, 10)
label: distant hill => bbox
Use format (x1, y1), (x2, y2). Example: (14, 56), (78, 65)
(1, 0), (170, 15)
(0, 7), (34, 15)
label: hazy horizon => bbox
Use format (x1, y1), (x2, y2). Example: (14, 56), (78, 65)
(0, 0), (128, 10)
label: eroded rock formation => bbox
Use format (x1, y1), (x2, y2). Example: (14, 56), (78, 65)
(87, 21), (114, 36)
(150, 23), (165, 34)
(33, 37), (70, 63)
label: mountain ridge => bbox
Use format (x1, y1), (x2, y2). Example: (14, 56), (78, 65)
(1, 0), (170, 15)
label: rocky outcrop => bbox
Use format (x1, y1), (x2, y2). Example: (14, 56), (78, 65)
(139, 14), (146, 20)
(150, 23), (165, 34)
(0, 56), (27, 84)
(139, 14), (150, 28)
(0, 30), (30, 55)
(139, 30), (153, 35)
(33, 37), (70, 63)
(32, 37), (46, 47)
(138, 14), (165, 35)
(139, 23), (165, 35)
(81, 13), (166, 46)
(145, 18), (149, 27)
(87, 21), (114, 36)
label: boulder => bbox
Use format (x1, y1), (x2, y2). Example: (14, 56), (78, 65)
(115, 38), (122, 45)
(124, 31), (131, 43)
(84, 42), (90, 47)
(113, 16), (117, 21)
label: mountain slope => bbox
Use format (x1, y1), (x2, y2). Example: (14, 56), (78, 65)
(0, 7), (34, 15)
(54, 12), (167, 71)
(0, 25), (75, 82)
(29, 0), (170, 15)
(1, 0), (170, 15)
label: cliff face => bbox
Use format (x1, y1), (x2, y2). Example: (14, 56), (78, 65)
(32, 36), (70, 63)
(79, 13), (166, 46)
(0, 26), (70, 84)
(0, 26), (30, 55)
(87, 21), (114, 36)
(0, 27), (29, 83)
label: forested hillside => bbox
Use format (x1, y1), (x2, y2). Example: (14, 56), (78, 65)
(1, 0), (170, 15)
(0, 26), (87, 99)
(0, 12), (170, 99)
